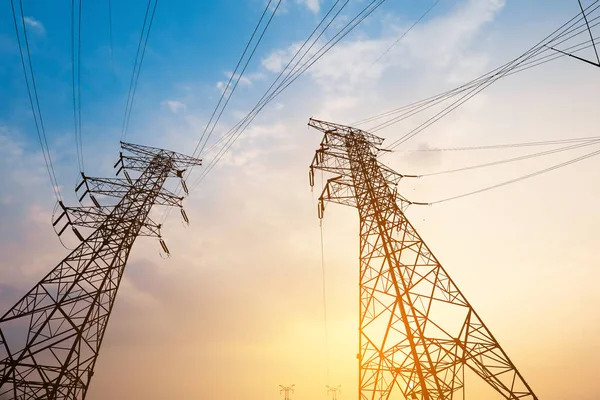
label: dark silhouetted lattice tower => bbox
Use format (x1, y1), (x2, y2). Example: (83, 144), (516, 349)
(308, 119), (538, 400)
(0, 142), (200, 399)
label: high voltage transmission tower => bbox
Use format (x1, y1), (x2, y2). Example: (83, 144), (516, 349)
(0, 142), (200, 400)
(279, 384), (295, 400)
(308, 119), (538, 400)
(327, 385), (342, 400)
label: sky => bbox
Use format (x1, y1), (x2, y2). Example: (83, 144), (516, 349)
(1, 0), (600, 399)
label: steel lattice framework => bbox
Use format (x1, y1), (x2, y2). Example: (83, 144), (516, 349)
(308, 119), (538, 400)
(0, 142), (200, 399)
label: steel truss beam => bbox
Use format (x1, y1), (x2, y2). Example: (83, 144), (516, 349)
(0, 142), (200, 399)
(308, 118), (537, 400)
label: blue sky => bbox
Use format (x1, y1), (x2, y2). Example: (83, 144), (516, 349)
(0, 0), (588, 189)
(2, 1), (600, 399)
(0, 0), (522, 190)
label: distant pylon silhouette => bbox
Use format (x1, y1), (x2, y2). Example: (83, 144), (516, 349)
(280, 384), (295, 400)
(308, 119), (538, 400)
(0, 142), (200, 399)
(327, 385), (342, 400)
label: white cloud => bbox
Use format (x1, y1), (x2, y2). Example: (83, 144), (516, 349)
(261, 0), (507, 94)
(297, 0), (320, 13)
(23, 16), (45, 35)
(226, 72), (252, 86)
(216, 71), (266, 98)
(161, 100), (187, 113)
(261, 42), (305, 73)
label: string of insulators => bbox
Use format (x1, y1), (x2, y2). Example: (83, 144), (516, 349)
(124, 170), (133, 184)
(90, 194), (101, 208)
(181, 208), (189, 225)
(318, 199), (325, 219)
(309, 167), (315, 187)
(181, 179), (189, 195)
(159, 238), (170, 256)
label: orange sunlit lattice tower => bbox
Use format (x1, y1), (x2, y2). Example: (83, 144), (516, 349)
(308, 119), (538, 400)
(0, 142), (200, 399)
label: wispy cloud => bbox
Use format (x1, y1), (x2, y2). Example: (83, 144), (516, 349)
(216, 71), (266, 97)
(23, 17), (45, 35)
(297, 0), (320, 13)
(161, 100), (187, 113)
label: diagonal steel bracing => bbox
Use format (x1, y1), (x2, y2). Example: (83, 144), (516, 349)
(308, 118), (538, 400)
(0, 142), (200, 400)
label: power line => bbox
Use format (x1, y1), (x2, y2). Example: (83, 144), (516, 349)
(348, 1), (600, 144)
(319, 218), (330, 384)
(425, 146), (600, 205)
(191, 0), (389, 191)
(352, 31), (600, 129)
(395, 136), (600, 152)
(193, 0), (283, 160)
(163, 0), (359, 225)
(198, 0), (350, 159)
(416, 139), (600, 177)
(189, 0), (277, 162)
(578, 0), (600, 65)
(376, 1), (600, 148)
(71, 0), (84, 172)
(121, 0), (159, 141)
(371, 0), (442, 66)
(10, 0), (62, 202)
(159, 0), (283, 225)
(108, 0), (115, 77)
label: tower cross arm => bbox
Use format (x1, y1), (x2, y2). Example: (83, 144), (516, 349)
(53, 204), (163, 238)
(120, 141), (202, 168)
(77, 176), (184, 207)
(308, 117), (384, 146)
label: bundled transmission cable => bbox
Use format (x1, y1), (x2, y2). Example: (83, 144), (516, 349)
(197, 0), (385, 165)
(189, 0), (283, 165)
(348, 1), (600, 150)
(369, 1), (600, 149)
(159, 0), (283, 224)
(423, 146), (600, 205)
(200, 0), (350, 158)
(413, 138), (600, 177)
(71, 0), (84, 172)
(108, 0), (115, 78)
(397, 136), (600, 152)
(353, 30), (600, 128)
(10, 0), (62, 202)
(353, 34), (599, 129)
(191, 0), (388, 191)
(121, 0), (159, 141)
